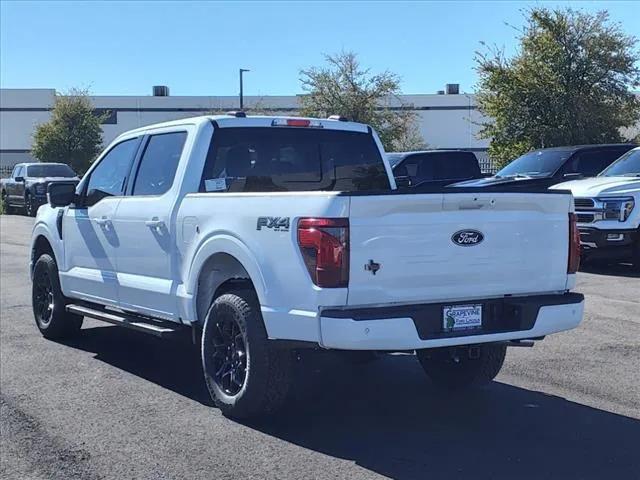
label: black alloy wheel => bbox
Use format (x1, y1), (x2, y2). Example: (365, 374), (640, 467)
(209, 313), (248, 396)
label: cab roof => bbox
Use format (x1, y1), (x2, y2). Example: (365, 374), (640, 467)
(120, 114), (371, 138)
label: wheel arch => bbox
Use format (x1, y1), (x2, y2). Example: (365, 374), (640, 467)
(30, 223), (63, 279)
(188, 234), (268, 325)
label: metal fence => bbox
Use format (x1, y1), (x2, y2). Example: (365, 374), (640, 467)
(473, 151), (498, 174)
(478, 158), (498, 175)
(0, 166), (13, 178)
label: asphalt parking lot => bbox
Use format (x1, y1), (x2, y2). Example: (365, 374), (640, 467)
(1, 213), (639, 480)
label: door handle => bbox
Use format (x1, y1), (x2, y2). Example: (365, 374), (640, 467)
(145, 218), (165, 231)
(93, 216), (111, 230)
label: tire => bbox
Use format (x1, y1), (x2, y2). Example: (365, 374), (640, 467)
(32, 254), (83, 340)
(201, 290), (293, 419)
(1, 191), (14, 214)
(25, 192), (36, 217)
(417, 344), (506, 390)
(632, 235), (640, 272)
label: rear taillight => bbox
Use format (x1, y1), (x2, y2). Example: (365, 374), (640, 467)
(568, 213), (581, 274)
(297, 218), (349, 288)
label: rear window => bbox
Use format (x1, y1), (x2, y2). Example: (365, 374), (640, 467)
(399, 152), (480, 183)
(27, 164), (76, 178)
(200, 127), (390, 193)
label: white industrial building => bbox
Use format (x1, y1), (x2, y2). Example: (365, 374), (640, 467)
(0, 86), (495, 175)
(4, 86), (638, 176)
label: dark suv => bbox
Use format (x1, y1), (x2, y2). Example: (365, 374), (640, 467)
(388, 150), (483, 188)
(1, 163), (78, 216)
(458, 144), (637, 188)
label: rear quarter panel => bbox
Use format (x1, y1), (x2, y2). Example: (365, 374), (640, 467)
(177, 192), (351, 338)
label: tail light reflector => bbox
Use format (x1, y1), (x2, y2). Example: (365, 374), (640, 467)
(297, 218), (349, 288)
(568, 213), (581, 274)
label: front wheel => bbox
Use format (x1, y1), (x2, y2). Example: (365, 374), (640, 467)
(2, 191), (14, 214)
(632, 233), (640, 272)
(417, 344), (506, 390)
(25, 192), (36, 217)
(32, 254), (83, 339)
(201, 290), (293, 419)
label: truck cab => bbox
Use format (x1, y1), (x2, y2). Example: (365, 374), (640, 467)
(29, 114), (585, 418)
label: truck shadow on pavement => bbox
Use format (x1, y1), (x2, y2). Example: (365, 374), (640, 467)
(63, 326), (640, 480)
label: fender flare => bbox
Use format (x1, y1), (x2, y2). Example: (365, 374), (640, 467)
(30, 221), (63, 277)
(186, 233), (268, 306)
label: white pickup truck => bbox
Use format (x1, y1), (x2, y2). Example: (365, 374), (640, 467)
(552, 146), (640, 268)
(30, 114), (584, 418)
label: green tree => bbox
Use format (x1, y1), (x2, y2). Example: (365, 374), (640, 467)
(299, 51), (425, 151)
(32, 89), (104, 174)
(476, 8), (640, 168)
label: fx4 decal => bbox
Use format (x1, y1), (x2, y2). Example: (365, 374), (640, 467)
(256, 217), (290, 232)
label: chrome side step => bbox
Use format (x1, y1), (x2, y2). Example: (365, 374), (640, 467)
(66, 304), (184, 338)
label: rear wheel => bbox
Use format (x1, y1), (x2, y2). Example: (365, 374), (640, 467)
(201, 290), (293, 419)
(32, 254), (83, 339)
(417, 344), (506, 390)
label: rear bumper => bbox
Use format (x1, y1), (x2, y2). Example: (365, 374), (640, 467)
(319, 293), (584, 350)
(579, 227), (637, 260)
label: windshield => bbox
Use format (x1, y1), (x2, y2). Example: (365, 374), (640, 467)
(599, 149), (640, 177)
(496, 149), (572, 177)
(27, 164), (76, 178)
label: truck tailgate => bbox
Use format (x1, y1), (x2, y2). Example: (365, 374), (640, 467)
(347, 192), (572, 306)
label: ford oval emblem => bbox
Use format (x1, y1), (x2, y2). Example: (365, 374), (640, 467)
(451, 229), (484, 247)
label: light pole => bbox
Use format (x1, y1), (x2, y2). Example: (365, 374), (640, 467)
(239, 68), (250, 110)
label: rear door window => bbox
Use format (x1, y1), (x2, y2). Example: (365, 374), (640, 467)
(132, 132), (187, 196)
(200, 127), (390, 193)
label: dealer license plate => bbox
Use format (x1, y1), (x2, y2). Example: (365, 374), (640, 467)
(443, 304), (482, 331)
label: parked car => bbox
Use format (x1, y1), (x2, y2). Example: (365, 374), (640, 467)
(552, 146), (640, 268)
(387, 150), (483, 187)
(457, 144), (637, 188)
(1, 162), (79, 216)
(30, 113), (584, 418)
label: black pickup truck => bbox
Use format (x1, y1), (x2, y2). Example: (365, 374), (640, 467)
(1, 163), (79, 216)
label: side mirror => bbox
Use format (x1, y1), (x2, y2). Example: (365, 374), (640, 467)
(395, 176), (412, 189)
(15, 176), (24, 182)
(48, 182), (76, 207)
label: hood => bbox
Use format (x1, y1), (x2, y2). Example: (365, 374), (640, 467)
(451, 175), (556, 189)
(551, 176), (640, 197)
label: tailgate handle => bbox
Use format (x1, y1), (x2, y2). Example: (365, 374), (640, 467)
(458, 199), (495, 210)
(458, 203), (485, 210)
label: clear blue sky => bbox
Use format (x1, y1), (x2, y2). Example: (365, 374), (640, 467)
(1, 1), (638, 96)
